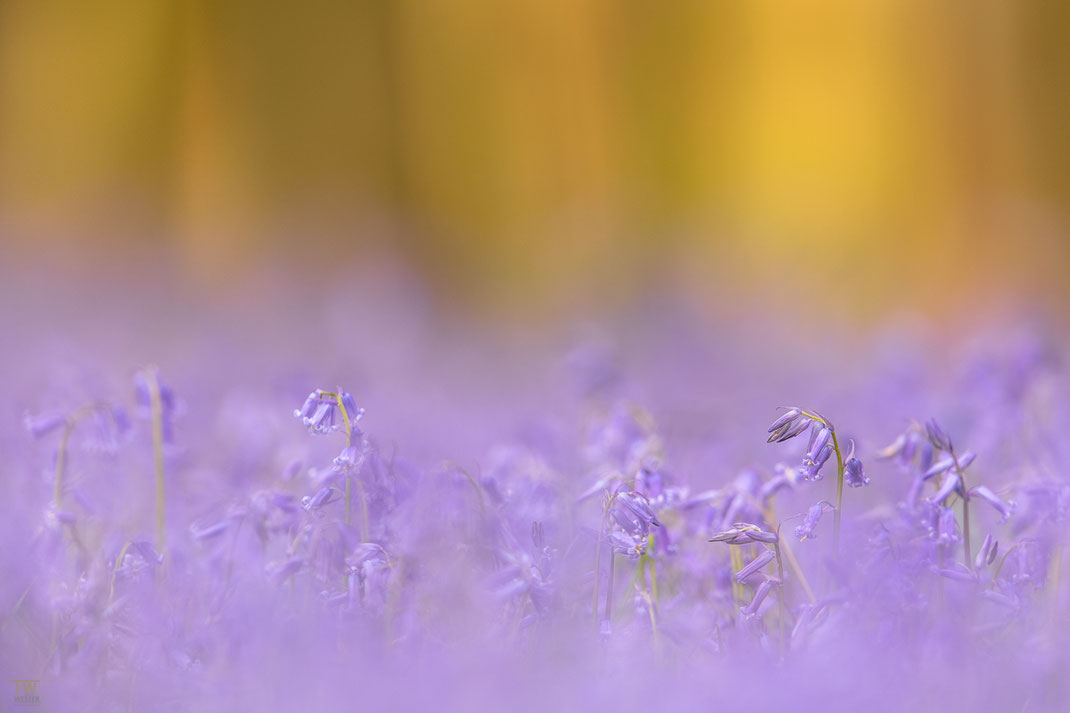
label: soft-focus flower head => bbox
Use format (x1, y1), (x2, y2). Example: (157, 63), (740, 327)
(925, 417), (953, 452)
(975, 533), (1000, 570)
(735, 549), (776, 582)
(709, 523), (778, 545)
(24, 410), (68, 439)
(294, 388), (363, 436)
(24, 400), (130, 454)
(740, 579), (776, 618)
(608, 529), (648, 559)
(923, 451), (976, 480)
(794, 501), (832, 541)
(767, 407), (819, 443)
(971, 485), (1015, 523)
(759, 463), (799, 502)
(842, 441), (869, 488)
(878, 423), (935, 474)
(135, 367), (180, 444)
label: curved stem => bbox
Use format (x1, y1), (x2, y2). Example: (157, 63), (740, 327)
(647, 533), (659, 604)
(144, 369), (166, 553)
(592, 492), (619, 628)
(52, 418), (75, 507)
(830, 430), (845, 558)
(949, 449), (972, 568)
(774, 541), (786, 655)
(730, 547), (745, 607)
(335, 393), (353, 527)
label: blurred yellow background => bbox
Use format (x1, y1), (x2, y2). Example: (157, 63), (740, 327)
(1, 1), (1067, 321)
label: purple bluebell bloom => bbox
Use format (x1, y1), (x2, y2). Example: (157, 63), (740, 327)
(795, 502), (830, 540)
(971, 486), (1015, 522)
(936, 506), (960, 544)
(135, 370), (178, 442)
(923, 451), (976, 480)
(926, 418), (953, 451)
(879, 427), (937, 474)
(808, 426), (831, 460)
(766, 408), (815, 443)
(710, 523), (778, 545)
(843, 441), (869, 488)
(936, 564), (976, 582)
(736, 549), (776, 583)
(302, 486), (341, 511)
(294, 389), (364, 436)
(759, 463), (799, 502)
(931, 472), (963, 504)
(614, 490), (661, 530)
(741, 579), (776, 617)
(24, 411), (67, 439)
(608, 529), (648, 558)
(975, 533), (999, 569)
(801, 443), (833, 481)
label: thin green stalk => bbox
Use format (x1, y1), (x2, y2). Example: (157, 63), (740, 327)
(1049, 545), (1062, 629)
(948, 450), (972, 568)
(761, 503), (815, 604)
(647, 534), (659, 604)
(334, 392), (353, 527)
(730, 547), (745, 607)
(774, 540), (786, 655)
(52, 404), (97, 507)
(52, 418), (75, 507)
(592, 492), (619, 628)
(602, 552), (616, 631)
(144, 369), (166, 552)
(830, 430), (845, 558)
(108, 541), (134, 604)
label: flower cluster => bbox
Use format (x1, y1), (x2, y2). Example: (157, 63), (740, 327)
(5, 325), (1067, 712)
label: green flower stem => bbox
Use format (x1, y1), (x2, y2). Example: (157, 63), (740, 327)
(797, 410), (844, 558)
(949, 450), (972, 569)
(592, 491), (619, 628)
(51, 404), (97, 508)
(830, 430), (845, 558)
(760, 502), (815, 604)
(730, 546), (745, 607)
(144, 369), (167, 553)
(52, 418), (75, 507)
(774, 540), (786, 655)
(646, 533), (659, 604)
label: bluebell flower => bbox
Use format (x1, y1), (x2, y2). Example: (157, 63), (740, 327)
(931, 472), (963, 504)
(936, 564), (976, 582)
(608, 529), (648, 558)
(294, 389), (363, 436)
(795, 502), (831, 541)
(925, 418), (953, 452)
(922, 452), (976, 480)
(759, 463), (799, 502)
(24, 411), (67, 439)
(710, 523), (778, 545)
(975, 533), (999, 569)
(735, 549), (776, 583)
(843, 441), (869, 488)
(614, 490), (661, 531)
(135, 369), (178, 443)
(740, 579), (775, 617)
(936, 506), (960, 544)
(801, 442), (833, 481)
(766, 408), (814, 444)
(302, 486), (341, 512)
(970, 485), (1015, 522)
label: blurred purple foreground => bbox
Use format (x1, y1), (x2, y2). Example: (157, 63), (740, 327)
(1, 265), (1067, 712)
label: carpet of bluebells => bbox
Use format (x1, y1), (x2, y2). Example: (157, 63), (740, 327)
(2, 278), (1068, 712)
